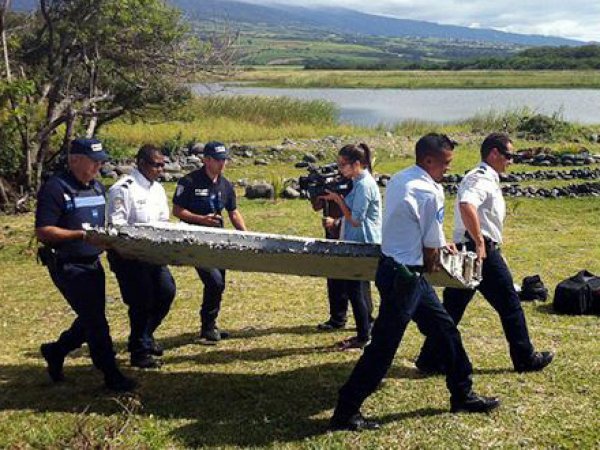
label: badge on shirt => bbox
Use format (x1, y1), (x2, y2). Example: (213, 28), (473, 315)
(195, 189), (209, 197)
(436, 206), (445, 224)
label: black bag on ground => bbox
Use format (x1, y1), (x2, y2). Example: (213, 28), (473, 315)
(519, 274), (548, 301)
(553, 270), (600, 315)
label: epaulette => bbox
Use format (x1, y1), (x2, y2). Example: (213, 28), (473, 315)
(119, 177), (134, 188)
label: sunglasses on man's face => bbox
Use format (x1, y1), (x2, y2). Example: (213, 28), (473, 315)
(497, 148), (515, 160)
(145, 160), (165, 168)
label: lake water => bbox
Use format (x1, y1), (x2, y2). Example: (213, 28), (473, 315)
(192, 84), (600, 126)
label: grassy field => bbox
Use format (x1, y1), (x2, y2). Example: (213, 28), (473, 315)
(233, 68), (600, 89)
(1, 142), (599, 448)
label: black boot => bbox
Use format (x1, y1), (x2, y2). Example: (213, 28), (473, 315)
(104, 370), (138, 392)
(130, 352), (161, 369)
(450, 391), (500, 413)
(514, 351), (554, 373)
(40, 342), (65, 383)
(329, 411), (380, 431)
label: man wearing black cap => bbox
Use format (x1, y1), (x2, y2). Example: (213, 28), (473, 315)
(35, 138), (136, 392)
(173, 141), (247, 344)
(416, 132), (554, 374)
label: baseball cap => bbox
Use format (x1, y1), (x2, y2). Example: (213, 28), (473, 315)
(203, 141), (230, 160)
(70, 138), (109, 162)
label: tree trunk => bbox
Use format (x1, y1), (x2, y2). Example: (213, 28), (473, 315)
(0, 0), (11, 81)
(0, 176), (9, 209)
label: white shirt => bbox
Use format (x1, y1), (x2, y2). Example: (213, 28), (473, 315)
(108, 168), (169, 225)
(453, 162), (505, 244)
(382, 165), (447, 266)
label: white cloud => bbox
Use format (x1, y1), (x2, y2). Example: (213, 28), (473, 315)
(251, 0), (600, 41)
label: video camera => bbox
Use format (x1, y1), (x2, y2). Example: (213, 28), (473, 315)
(298, 162), (352, 199)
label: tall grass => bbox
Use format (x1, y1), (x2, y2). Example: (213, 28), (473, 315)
(235, 68), (600, 89)
(100, 96), (357, 148)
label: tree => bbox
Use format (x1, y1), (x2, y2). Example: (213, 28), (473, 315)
(0, 0), (236, 210)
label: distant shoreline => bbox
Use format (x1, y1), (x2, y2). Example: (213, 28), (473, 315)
(227, 69), (600, 89)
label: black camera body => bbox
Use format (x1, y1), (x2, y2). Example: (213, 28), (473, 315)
(298, 163), (352, 199)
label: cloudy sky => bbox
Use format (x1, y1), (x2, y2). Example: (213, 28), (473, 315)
(251, 0), (600, 42)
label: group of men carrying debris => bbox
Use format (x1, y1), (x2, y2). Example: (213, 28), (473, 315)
(35, 131), (553, 431)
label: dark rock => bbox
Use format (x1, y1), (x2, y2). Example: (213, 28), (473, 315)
(303, 153), (318, 163)
(245, 183), (275, 199)
(282, 186), (301, 199)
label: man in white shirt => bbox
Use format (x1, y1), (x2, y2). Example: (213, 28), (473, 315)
(416, 133), (554, 374)
(330, 134), (500, 432)
(107, 145), (176, 369)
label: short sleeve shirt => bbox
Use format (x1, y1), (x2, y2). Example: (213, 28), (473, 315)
(453, 162), (505, 244)
(108, 169), (170, 225)
(381, 165), (447, 266)
(172, 168), (236, 227)
(341, 171), (382, 244)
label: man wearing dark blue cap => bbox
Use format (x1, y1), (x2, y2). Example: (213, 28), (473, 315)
(35, 138), (137, 392)
(173, 141), (247, 344)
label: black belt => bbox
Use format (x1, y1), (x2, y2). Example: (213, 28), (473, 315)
(380, 255), (424, 275)
(463, 233), (499, 251)
(57, 255), (100, 265)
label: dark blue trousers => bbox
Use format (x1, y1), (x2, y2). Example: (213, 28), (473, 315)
(343, 280), (373, 341)
(49, 259), (118, 374)
(108, 252), (176, 354)
(195, 267), (226, 329)
(326, 278), (349, 325)
(336, 257), (473, 416)
(416, 244), (535, 370)
(327, 279), (374, 327)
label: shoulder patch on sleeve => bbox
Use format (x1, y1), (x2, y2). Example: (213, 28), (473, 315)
(436, 206), (445, 224)
(175, 184), (185, 198)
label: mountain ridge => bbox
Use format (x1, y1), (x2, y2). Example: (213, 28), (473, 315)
(171, 0), (582, 47)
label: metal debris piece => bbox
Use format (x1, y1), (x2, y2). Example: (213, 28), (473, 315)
(87, 223), (481, 288)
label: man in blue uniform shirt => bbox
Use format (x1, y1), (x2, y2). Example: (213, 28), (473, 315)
(329, 133), (500, 432)
(35, 138), (136, 392)
(416, 133), (554, 374)
(173, 141), (247, 344)
(107, 144), (176, 369)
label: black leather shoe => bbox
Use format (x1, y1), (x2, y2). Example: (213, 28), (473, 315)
(329, 412), (380, 431)
(317, 320), (346, 331)
(105, 372), (138, 393)
(216, 328), (230, 339)
(199, 328), (222, 345)
(40, 342), (65, 383)
(514, 351), (554, 373)
(131, 353), (161, 369)
(148, 339), (164, 357)
(451, 392), (500, 413)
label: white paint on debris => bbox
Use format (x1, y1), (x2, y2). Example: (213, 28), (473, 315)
(87, 223), (481, 287)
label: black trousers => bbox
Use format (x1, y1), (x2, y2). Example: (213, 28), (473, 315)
(326, 278), (349, 325)
(108, 251), (176, 354)
(343, 280), (373, 341)
(48, 259), (118, 374)
(195, 267), (226, 329)
(417, 243), (535, 370)
(335, 257), (473, 416)
(326, 279), (374, 325)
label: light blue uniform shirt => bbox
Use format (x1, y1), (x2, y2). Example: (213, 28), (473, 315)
(381, 165), (447, 266)
(341, 171), (382, 244)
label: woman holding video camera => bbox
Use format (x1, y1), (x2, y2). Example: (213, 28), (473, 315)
(320, 143), (382, 350)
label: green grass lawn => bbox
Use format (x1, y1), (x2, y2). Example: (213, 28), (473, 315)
(1, 147), (599, 448)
